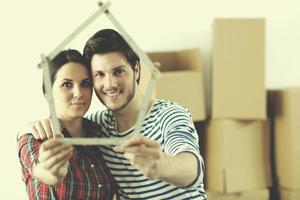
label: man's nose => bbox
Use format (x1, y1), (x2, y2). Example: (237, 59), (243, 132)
(105, 75), (117, 88)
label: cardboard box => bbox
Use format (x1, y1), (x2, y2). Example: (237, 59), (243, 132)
(206, 189), (269, 200)
(205, 119), (272, 193)
(274, 87), (300, 190)
(279, 188), (300, 200)
(140, 48), (206, 121)
(212, 18), (266, 120)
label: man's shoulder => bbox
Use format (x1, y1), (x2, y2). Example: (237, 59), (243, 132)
(84, 109), (116, 134)
(85, 109), (110, 122)
(153, 99), (190, 114)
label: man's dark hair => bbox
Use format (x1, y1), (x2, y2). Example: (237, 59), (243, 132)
(83, 29), (140, 83)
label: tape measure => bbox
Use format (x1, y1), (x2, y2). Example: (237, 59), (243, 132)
(40, 0), (161, 145)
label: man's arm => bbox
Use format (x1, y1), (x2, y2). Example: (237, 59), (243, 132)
(114, 135), (199, 187)
(18, 119), (54, 140)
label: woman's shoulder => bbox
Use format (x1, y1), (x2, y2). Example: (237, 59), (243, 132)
(17, 133), (42, 155)
(18, 133), (39, 145)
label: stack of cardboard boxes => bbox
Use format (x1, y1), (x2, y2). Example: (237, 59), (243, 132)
(138, 18), (299, 200)
(206, 18), (272, 199)
(140, 48), (206, 122)
(272, 88), (300, 200)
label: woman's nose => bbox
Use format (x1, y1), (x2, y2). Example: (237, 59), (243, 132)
(73, 85), (83, 98)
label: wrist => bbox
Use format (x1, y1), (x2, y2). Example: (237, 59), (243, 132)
(157, 153), (171, 180)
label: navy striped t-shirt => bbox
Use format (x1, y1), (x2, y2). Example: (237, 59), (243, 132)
(88, 99), (207, 200)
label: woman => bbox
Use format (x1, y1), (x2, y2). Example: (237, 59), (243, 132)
(17, 49), (116, 200)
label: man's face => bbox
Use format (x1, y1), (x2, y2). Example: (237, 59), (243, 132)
(91, 52), (139, 112)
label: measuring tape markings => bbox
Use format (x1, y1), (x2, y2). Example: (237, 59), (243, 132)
(40, 0), (161, 145)
(40, 55), (62, 138)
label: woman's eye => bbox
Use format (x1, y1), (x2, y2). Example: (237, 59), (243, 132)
(82, 80), (92, 88)
(62, 82), (72, 88)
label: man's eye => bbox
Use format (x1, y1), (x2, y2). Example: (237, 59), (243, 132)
(94, 72), (104, 78)
(114, 69), (124, 76)
(62, 82), (72, 88)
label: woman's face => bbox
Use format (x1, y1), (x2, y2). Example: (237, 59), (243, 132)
(52, 62), (92, 120)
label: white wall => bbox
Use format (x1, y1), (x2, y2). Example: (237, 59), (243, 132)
(1, 0), (299, 199)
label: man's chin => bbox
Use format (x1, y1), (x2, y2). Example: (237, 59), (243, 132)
(107, 105), (121, 112)
(100, 97), (131, 112)
(106, 103), (127, 112)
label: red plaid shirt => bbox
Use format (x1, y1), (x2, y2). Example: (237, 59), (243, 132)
(18, 119), (117, 200)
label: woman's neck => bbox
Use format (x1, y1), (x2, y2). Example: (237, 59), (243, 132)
(60, 118), (85, 137)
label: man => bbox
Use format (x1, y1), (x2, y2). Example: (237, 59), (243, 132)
(22, 29), (206, 199)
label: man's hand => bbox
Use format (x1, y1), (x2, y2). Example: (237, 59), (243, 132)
(33, 138), (73, 185)
(18, 119), (54, 140)
(114, 135), (164, 179)
(114, 135), (199, 187)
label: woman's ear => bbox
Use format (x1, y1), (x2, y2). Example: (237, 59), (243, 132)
(134, 62), (141, 82)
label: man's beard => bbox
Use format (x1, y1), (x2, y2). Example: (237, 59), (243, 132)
(95, 76), (136, 112)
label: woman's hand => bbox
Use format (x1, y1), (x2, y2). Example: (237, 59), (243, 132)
(33, 138), (73, 185)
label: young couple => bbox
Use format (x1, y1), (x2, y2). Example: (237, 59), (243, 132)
(18, 29), (207, 199)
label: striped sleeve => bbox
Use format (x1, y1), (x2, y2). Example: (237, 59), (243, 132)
(85, 111), (109, 137)
(160, 104), (205, 188)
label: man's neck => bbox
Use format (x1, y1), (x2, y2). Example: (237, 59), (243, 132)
(112, 89), (149, 133)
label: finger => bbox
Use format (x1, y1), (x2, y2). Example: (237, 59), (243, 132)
(124, 152), (134, 161)
(123, 146), (161, 159)
(124, 153), (152, 167)
(51, 159), (70, 177)
(124, 154), (155, 172)
(124, 153), (142, 167)
(55, 161), (68, 177)
(42, 138), (66, 151)
(42, 146), (73, 170)
(39, 139), (71, 162)
(124, 154), (159, 179)
(42, 119), (54, 139)
(39, 141), (71, 162)
(32, 121), (46, 140)
(116, 135), (144, 151)
(31, 126), (43, 140)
